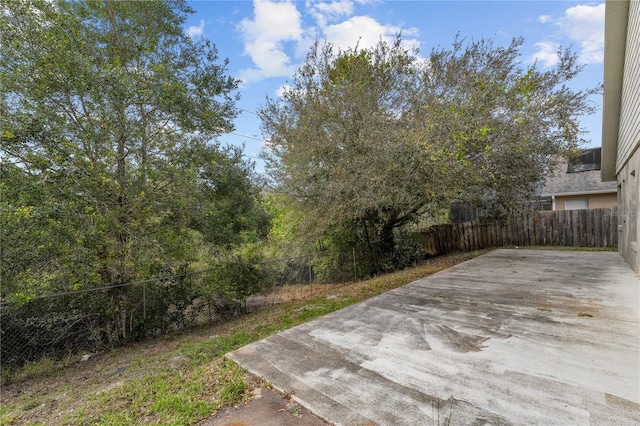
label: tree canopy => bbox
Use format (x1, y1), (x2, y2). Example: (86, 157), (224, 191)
(260, 36), (598, 274)
(1, 0), (269, 341)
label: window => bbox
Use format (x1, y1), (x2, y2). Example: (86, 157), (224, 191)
(565, 198), (588, 210)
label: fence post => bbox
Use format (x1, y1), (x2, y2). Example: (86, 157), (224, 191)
(353, 247), (357, 281)
(143, 282), (146, 320)
(309, 262), (313, 296)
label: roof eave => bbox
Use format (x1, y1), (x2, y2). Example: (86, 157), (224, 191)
(601, 0), (630, 182)
(541, 189), (618, 197)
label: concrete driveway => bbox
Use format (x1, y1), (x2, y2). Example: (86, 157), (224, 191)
(228, 249), (640, 425)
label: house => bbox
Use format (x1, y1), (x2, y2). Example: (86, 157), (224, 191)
(602, 0), (640, 273)
(541, 147), (617, 211)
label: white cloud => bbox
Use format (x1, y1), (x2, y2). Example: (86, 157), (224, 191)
(315, 0), (354, 16)
(323, 15), (419, 52)
(261, 137), (273, 151)
(536, 3), (605, 66)
(306, 1), (420, 53)
(323, 15), (388, 49)
(531, 41), (560, 67)
(538, 15), (551, 24)
(240, 0), (302, 42)
(307, 0), (354, 27)
(187, 19), (205, 38)
(237, 0), (303, 84)
(236, 0), (421, 85)
(558, 3), (605, 64)
(276, 84), (293, 98)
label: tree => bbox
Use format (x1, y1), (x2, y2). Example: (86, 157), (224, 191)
(415, 37), (599, 217)
(260, 36), (598, 274)
(1, 0), (267, 342)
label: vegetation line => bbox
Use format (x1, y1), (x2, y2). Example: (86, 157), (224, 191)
(0, 251), (485, 426)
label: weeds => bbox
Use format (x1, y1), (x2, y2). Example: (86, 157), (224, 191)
(431, 396), (454, 426)
(0, 251), (485, 425)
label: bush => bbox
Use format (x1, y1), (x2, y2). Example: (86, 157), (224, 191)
(0, 255), (274, 372)
(200, 254), (273, 314)
(312, 224), (425, 283)
(0, 294), (110, 370)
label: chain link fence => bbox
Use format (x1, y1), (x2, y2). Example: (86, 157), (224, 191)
(0, 253), (324, 373)
(1, 235), (425, 374)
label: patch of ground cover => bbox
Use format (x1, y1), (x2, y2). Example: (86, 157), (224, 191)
(0, 250), (487, 425)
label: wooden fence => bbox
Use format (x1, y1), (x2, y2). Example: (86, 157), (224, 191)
(417, 207), (618, 256)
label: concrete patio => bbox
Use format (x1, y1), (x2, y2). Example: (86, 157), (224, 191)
(227, 249), (640, 425)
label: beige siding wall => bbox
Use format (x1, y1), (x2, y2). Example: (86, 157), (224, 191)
(617, 0), (640, 273)
(554, 193), (618, 210)
(616, 149), (639, 272)
(587, 193), (619, 209)
(618, 0), (640, 173)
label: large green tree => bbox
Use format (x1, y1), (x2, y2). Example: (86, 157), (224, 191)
(0, 0), (267, 341)
(260, 36), (598, 273)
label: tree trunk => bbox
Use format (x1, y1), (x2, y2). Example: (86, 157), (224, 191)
(379, 222), (396, 271)
(362, 220), (378, 275)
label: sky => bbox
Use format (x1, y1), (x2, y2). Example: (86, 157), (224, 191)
(184, 0), (606, 173)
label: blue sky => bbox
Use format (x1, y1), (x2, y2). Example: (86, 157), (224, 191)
(185, 1), (606, 173)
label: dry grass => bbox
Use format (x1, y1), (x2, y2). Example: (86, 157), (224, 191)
(0, 250), (487, 425)
(251, 251), (484, 306)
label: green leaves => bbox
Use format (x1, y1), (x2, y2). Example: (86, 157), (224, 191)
(0, 0), (267, 343)
(260, 33), (598, 272)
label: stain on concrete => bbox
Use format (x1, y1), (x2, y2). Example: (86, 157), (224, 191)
(228, 250), (640, 426)
(428, 324), (489, 352)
